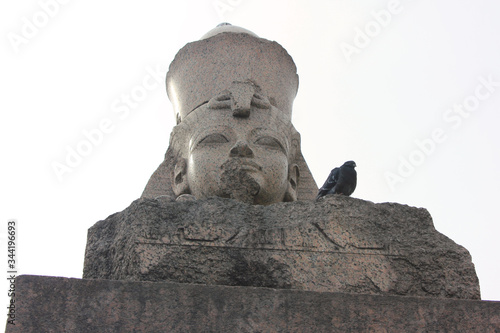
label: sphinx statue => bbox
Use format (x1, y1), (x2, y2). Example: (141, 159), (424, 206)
(9, 23), (493, 333)
(83, 24), (480, 301)
(141, 23), (318, 204)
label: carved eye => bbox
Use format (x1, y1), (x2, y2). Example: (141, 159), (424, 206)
(255, 136), (284, 151)
(198, 134), (229, 145)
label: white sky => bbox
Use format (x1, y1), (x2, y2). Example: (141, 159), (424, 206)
(1, 0), (499, 306)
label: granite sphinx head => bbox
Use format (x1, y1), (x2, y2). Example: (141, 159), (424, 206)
(142, 24), (318, 204)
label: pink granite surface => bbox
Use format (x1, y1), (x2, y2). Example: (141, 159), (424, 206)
(6, 275), (500, 332)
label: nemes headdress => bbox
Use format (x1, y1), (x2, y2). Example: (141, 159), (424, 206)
(166, 24), (299, 124)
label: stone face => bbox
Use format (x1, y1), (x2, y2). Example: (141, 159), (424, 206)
(170, 95), (299, 205)
(6, 275), (499, 332)
(83, 195), (480, 299)
(141, 140), (318, 202)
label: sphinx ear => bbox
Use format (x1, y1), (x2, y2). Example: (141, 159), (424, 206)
(172, 158), (190, 196)
(284, 164), (300, 202)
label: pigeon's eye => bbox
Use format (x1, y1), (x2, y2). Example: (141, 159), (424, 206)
(255, 136), (284, 152)
(198, 134), (229, 146)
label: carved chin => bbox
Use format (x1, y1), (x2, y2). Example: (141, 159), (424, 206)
(219, 160), (261, 204)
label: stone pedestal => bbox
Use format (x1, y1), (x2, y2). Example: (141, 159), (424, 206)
(83, 195), (480, 299)
(6, 275), (499, 332)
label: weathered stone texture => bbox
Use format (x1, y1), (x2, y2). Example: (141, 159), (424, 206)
(6, 275), (499, 333)
(83, 195), (480, 299)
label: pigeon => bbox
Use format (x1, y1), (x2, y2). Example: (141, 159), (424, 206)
(316, 161), (357, 199)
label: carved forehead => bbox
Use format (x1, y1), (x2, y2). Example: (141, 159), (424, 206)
(170, 104), (296, 154)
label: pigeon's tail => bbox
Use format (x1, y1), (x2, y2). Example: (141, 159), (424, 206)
(315, 189), (328, 200)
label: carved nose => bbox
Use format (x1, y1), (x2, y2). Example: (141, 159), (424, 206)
(230, 141), (254, 158)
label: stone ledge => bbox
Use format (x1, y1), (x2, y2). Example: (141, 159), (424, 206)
(83, 195), (480, 299)
(6, 275), (499, 332)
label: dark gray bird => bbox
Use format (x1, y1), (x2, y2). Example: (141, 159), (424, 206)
(316, 161), (357, 199)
